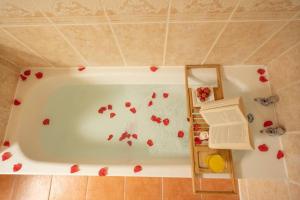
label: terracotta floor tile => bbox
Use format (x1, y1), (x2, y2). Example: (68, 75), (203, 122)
(11, 175), (52, 200)
(125, 177), (162, 200)
(0, 175), (16, 200)
(163, 178), (201, 200)
(86, 176), (124, 200)
(200, 178), (236, 192)
(49, 176), (88, 200)
(202, 194), (239, 200)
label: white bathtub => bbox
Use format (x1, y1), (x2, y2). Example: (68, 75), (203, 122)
(1, 67), (192, 177)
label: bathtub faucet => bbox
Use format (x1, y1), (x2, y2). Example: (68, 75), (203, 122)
(260, 126), (286, 136)
(254, 95), (279, 106)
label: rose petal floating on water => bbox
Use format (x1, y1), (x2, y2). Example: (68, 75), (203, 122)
(152, 92), (156, 99)
(43, 118), (50, 125)
(148, 100), (153, 107)
(163, 93), (169, 98)
(70, 164), (80, 173)
(257, 68), (265, 75)
(110, 112), (116, 118)
(127, 141), (132, 146)
(134, 165), (142, 173)
(125, 102), (131, 108)
(132, 134), (138, 139)
(163, 118), (169, 126)
(24, 70), (31, 76)
(147, 139), (154, 147)
(20, 74), (27, 81)
(259, 76), (268, 83)
(130, 107), (136, 114)
(177, 131), (184, 138)
(107, 104), (112, 110)
(35, 72), (43, 79)
(107, 134), (113, 141)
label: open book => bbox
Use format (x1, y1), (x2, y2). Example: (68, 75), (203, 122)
(199, 97), (253, 150)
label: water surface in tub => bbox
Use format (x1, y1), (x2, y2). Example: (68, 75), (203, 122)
(41, 84), (189, 164)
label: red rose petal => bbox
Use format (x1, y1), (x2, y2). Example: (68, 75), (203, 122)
(35, 72), (43, 79)
(78, 65), (86, 71)
(98, 167), (108, 176)
(151, 115), (157, 121)
(108, 104), (113, 110)
(125, 102), (131, 108)
(178, 130), (184, 138)
(152, 92), (156, 99)
(148, 100), (153, 107)
(147, 139), (154, 147)
(119, 132), (128, 141)
(3, 140), (10, 147)
(156, 117), (162, 124)
(13, 163), (22, 172)
(43, 118), (50, 125)
(24, 70), (31, 76)
(98, 106), (107, 114)
(14, 99), (21, 106)
(163, 93), (169, 98)
(126, 134), (131, 139)
(277, 150), (284, 159)
(194, 137), (202, 145)
(20, 74), (27, 81)
(134, 165), (142, 173)
(258, 144), (269, 152)
(263, 120), (273, 127)
(132, 134), (138, 139)
(127, 141), (132, 146)
(130, 107), (136, 114)
(110, 112), (116, 118)
(70, 164), (80, 173)
(163, 118), (169, 126)
(193, 124), (201, 131)
(2, 152), (12, 161)
(257, 68), (265, 75)
(107, 134), (113, 141)
(150, 66), (158, 72)
(259, 76), (268, 83)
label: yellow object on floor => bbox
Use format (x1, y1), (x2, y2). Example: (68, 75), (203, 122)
(205, 154), (225, 173)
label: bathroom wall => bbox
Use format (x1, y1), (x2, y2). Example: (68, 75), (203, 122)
(0, 60), (20, 143)
(0, 0), (299, 69)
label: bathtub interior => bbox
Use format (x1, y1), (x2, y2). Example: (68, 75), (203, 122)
(0, 66), (287, 179)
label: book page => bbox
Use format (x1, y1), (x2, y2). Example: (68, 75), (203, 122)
(200, 97), (241, 111)
(209, 123), (252, 149)
(200, 106), (246, 126)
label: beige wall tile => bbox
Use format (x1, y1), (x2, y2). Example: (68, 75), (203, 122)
(165, 22), (224, 65)
(11, 175), (52, 200)
(0, 57), (20, 73)
(49, 176), (88, 200)
(4, 26), (86, 67)
(36, 0), (106, 24)
(286, 155), (300, 183)
(269, 43), (300, 91)
(113, 23), (165, 65)
(246, 179), (289, 200)
(275, 82), (300, 131)
(59, 25), (123, 66)
(0, 0), (48, 25)
(0, 29), (52, 68)
(282, 134), (300, 155)
(289, 182), (300, 200)
(103, 0), (169, 22)
(232, 0), (300, 20)
(246, 21), (300, 65)
(170, 0), (238, 21)
(205, 21), (283, 65)
(0, 65), (18, 143)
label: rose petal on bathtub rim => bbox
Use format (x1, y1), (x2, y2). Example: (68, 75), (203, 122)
(263, 120), (273, 127)
(148, 100), (153, 107)
(134, 165), (142, 173)
(13, 163), (22, 172)
(150, 66), (158, 72)
(127, 141), (133, 146)
(107, 134), (113, 141)
(3, 140), (10, 147)
(152, 92), (156, 99)
(163, 93), (169, 98)
(35, 72), (43, 79)
(125, 102), (131, 108)
(78, 65), (86, 71)
(258, 144), (269, 152)
(132, 134), (138, 139)
(24, 70), (31, 76)
(259, 76), (268, 83)
(277, 150), (284, 159)
(147, 139), (154, 147)
(98, 167), (108, 176)
(163, 118), (169, 126)
(257, 68), (265, 75)
(20, 74), (27, 81)
(110, 112), (116, 118)
(14, 99), (21, 106)
(2, 152), (12, 161)
(43, 118), (50, 125)
(70, 164), (80, 173)
(108, 104), (113, 110)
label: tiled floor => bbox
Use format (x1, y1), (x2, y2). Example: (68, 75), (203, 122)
(0, 175), (239, 200)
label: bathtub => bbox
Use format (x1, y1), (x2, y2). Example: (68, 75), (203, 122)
(1, 66), (287, 179)
(1, 67), (192, 177)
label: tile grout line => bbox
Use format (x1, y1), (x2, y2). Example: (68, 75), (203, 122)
(162, 0), (172, 66)
(124, 176), (126, 200)
(201, 0), (241, 64)
(241, 11), (300, 64)
(0, 27), (56, 68)
(47, 176), (53, 200)
(267, 40), (300, 67)
(84, 176), (89, 200)
(161, 177), (164, 200)
(0, 55), (20, 74)
(100, 0), (127, 66)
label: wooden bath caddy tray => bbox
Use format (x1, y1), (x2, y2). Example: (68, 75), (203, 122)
(184, 65), (238, 195)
